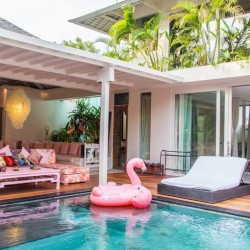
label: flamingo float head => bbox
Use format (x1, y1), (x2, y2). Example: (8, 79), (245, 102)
(126, 158), (146, 172)
(126, 158), (147, 186)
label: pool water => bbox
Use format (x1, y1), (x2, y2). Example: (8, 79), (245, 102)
(1, 195), (250, 250)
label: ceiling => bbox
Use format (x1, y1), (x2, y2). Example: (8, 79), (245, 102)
(0, 28), (181, 99)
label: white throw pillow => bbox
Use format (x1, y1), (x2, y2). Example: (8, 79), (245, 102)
(20, 147), (30, 159)
(0, 145), (12, 156)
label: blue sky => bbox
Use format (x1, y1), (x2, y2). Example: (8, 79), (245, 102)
(0, 0), (119, 44)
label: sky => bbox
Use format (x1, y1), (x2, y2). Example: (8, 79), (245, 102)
(0, 0), (120, 44)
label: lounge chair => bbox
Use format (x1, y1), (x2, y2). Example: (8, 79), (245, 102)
(157, 156), (250, 203)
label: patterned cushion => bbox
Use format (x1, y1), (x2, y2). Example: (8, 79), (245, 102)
(14, 153), (30, 166)
(27, 149), (42, 164)
(60, 173), (89, 184)
(41, 164), (88, 175)
(0, 145), (12, 156)
(3, 156), (16, 167)
(10, 149), (21, 158)
(0, 156), (6, 167)
(36, 149), (56, 164)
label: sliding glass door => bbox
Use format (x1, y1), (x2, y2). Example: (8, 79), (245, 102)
(175, 89), (229, 171)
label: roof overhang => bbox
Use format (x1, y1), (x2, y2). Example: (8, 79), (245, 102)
(69, 0), (206, 35)
(69, 0), (145, 35)
(0, 28), (182, 98)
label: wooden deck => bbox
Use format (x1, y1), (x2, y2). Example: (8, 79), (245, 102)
(1, 171), (250, 217)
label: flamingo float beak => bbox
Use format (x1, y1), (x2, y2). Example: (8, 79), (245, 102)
(141, 164), (147, 173)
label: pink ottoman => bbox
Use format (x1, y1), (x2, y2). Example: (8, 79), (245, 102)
(40, 163), (89, 184)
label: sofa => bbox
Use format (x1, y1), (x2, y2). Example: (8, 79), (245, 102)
(20, 141), (84, 164)
(0, 141), (89, 185)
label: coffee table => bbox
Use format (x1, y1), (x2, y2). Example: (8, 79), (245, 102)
(0, 167), (60, 189)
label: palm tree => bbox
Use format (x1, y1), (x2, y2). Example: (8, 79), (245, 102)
(209, 0), (243, 62)
(63, 37), (100, 54)
(110, 4), (137, 44)
(110, 5), (167, 71)
(95, 37), (134, 61)
(171, 1), (211, 65)
(171, 0), (243, 65)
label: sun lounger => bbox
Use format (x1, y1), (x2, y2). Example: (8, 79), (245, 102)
(157, 156), (250, 203)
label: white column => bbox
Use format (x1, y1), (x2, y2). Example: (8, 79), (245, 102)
(97, 67), (114, 185)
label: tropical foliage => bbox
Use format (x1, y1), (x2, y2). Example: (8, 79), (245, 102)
(170, 0), (245, 66)
(108, 0), (249, 70)
(95, 37), (134, 61)
(62, 37), (100, 54)
(51, 99), (101, 143)
(62, 1), (250, 71)
(110, 5), (168, 71)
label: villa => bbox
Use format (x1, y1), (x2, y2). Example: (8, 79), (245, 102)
(0, 0), (250, 249)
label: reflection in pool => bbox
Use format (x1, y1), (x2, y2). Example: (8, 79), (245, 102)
(1, 195), (250, 250)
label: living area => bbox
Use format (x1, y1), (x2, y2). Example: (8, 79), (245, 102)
(0, 85), (101, 188)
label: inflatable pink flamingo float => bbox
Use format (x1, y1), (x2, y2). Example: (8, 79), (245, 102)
(90, 158), (152, 208)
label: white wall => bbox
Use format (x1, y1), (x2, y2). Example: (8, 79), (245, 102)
(4, 90), (76, 141)
(125, 87), (172, 163)
(127, 90), (140, 160)
(150, 88), (172, 163)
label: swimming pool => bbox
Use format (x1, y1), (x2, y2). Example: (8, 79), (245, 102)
(1, 195), (250, 250)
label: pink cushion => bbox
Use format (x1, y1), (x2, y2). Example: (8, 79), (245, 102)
(21, 141), (30, 151)
(41, 163), (88, 174)
(27, 149), (42, 164)
(52, 143), (61, 154)
(45, 142), (54, 149)
(60, 173), (89, 184)
(36, 149), (56, 164)
(34, 142), (45, 149)
(4, 141), (17, 149)
(68, 143), (80, 156)
(29, 142), (34, 149)
(77, 143), (84, 156)
(59, 143), (69, 155)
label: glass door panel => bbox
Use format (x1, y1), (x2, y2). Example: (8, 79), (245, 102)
(175, 90), (227, 170)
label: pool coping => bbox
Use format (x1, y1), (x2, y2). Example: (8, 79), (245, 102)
(0, 188), (92, 206)
(153, 195), (250, 218)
